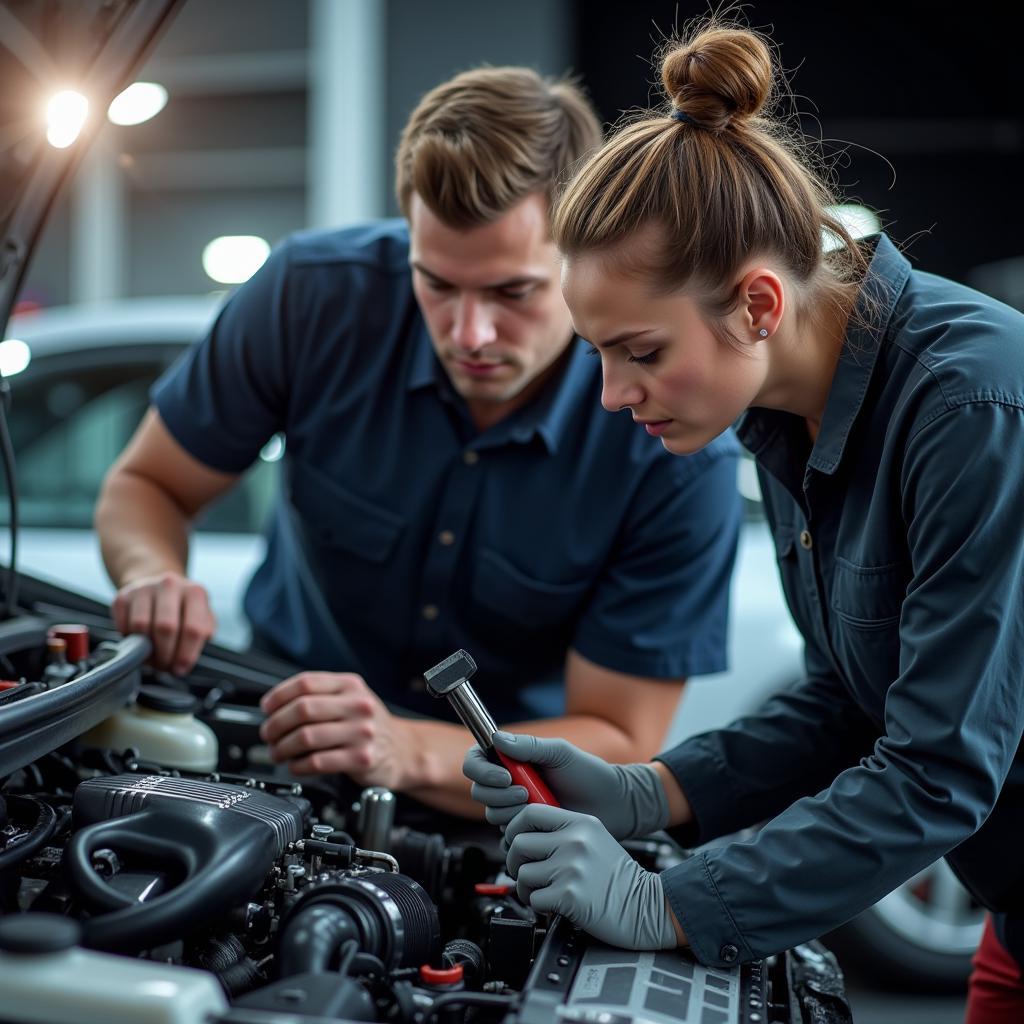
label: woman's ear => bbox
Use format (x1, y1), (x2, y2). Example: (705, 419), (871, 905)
(738, 267), (785, 340)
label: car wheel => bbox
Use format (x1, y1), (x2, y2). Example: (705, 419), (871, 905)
(827, 859), (984, 992)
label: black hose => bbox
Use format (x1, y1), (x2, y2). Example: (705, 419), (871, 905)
(336, 938), (359, 977)
(0, 796), (57, 871)
(194, 933), (264, 997)
(424, 991), (517, 1023)
(350, 950), (387, 977)
(442, 938), (485, 985)
(276, 903), (360, 978)
(279, 872), (440, 972)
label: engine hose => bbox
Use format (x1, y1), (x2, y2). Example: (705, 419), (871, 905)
(0, 796), (57, 872)
(277, 903), (360, 978)
(425, 991), (518, 1024)
(443, 938), (485, 985)
(194, 933), (264, 997)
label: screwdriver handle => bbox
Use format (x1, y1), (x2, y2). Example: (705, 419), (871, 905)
(492, 749), (560, 807)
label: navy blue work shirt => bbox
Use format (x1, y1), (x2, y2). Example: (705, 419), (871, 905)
(152, 221), (741, 723)
(657, 234), (1024, 967)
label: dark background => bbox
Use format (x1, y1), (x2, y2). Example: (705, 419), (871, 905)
(21, 1), (1024, 308)
(575, 1), (1024, 291)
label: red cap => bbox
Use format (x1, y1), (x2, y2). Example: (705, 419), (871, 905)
(47, 624), (89, 663)
(0, 680), (20, 690)
(419, 963), (464, 986)
(474, 883), (513, 897)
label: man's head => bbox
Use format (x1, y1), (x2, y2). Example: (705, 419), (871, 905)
(397, 67), (602, 429)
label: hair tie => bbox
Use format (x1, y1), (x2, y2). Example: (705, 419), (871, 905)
(670, 109), (697, 126)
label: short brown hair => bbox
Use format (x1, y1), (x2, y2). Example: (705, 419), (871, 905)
(552, 20), (870, 336)
(396, 66), (602, 229)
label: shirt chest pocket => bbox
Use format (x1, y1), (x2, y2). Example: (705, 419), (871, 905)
(471, 549), (590, 631)
(829, 558), (907, 707)
(830, 558), (907, 629)
(289, 459), (405, 563)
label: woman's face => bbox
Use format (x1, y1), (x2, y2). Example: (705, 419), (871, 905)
(561, 254), (771, 456)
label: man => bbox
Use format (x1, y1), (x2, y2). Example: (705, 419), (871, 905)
(95, 67), (741, 817)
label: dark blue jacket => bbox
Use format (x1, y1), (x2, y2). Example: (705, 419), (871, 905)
(657, 234), (1024, 966)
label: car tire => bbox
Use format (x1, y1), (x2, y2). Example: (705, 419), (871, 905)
(825, 859), (984, 993)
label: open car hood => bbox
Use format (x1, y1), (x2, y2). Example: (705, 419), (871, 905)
(0, 0), (184, 338)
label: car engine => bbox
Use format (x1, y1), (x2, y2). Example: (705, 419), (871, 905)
(0, 587), (853, 1024)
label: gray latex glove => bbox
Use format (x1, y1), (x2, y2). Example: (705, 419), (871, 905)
(504, 804), (677, 950)
(462, 731), (669, 838)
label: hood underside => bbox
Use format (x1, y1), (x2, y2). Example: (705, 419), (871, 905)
(0, 0), (184, 342)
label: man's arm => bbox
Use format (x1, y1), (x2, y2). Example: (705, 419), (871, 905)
(260, 649), (684, 818)
(95, 408), (240, 672)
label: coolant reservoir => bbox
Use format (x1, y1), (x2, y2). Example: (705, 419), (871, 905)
(79, 684), (218, 772)
(0, 914), (227, 1024)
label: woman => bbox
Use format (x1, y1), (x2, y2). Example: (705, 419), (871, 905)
(463, 21), (1024, 1020)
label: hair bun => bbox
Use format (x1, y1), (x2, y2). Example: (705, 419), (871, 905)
(661, 27), (773, 131)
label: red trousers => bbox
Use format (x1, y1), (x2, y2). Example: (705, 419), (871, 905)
(966, 915), (1024, 1023)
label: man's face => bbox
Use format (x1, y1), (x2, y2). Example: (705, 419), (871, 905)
(408, 192), (574, 429)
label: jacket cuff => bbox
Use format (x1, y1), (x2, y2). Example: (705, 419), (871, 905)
(655, 734), (743, 846)
(661, 853), (755, 968)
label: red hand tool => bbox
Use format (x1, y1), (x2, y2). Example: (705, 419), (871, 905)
(423, 649), (558, 807)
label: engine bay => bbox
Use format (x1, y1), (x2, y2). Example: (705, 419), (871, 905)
(0, 589), (852, 1024)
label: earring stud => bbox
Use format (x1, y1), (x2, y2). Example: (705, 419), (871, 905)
(758, 328), (769, 338)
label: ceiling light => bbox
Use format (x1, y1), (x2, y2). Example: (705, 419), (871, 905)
(202, 236), (271, 285)
(46, 90), (89, 148)
(108, 82), (168, 126)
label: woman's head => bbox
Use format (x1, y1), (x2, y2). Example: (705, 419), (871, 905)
(553, 21), (868, 453)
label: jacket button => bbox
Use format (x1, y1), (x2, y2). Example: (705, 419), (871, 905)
(719, 944), (739, 963)
(799, 529), (813, 549)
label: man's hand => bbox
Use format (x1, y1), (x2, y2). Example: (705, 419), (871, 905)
(112, 571), (216, 675)
(504, 804), (678, 950)
(259, 672), (416, 789)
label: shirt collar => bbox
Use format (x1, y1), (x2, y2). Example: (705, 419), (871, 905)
(737, 233), (911, 477)
(406, 318), (441, 392)
(405, 322), (592, 455)
(513, 339), (593, 454)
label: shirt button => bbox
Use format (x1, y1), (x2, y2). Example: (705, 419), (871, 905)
(719, 944), (739, 963)
(463, 450), (479, 465)
(799, 529), (813, 550)
(422, 604), (439, 621)
(408, 676), (426, 692)
(438, 530), (455, 546)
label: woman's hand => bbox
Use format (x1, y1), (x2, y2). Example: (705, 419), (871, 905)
(504, 804), (678, 950)
(462, 731), (669, 838)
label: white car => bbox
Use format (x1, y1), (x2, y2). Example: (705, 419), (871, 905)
(2, 296), (984, 991)
(1, 296), (269, 649)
